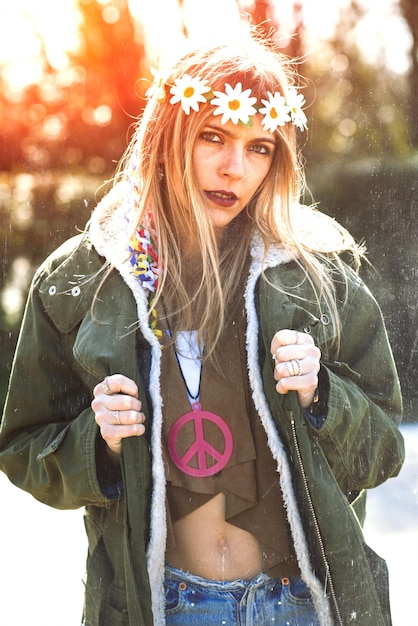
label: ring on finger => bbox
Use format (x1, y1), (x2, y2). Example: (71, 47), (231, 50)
(287, 359), (302, 377)
(102, 377), (112, 395)
(286, 361), (295, 377)
(291, 359), (302, 376)
(112, 410), (121, 425)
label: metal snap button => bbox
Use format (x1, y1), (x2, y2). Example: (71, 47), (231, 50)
(281, 577), (290, 586)
(71, 286), (81, 297)
(179, 582), (187, 590)
(48, 285), (57, 296)
(320, 313), (330, 325)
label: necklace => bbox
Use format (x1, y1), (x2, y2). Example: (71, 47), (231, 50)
(164, 323), (234, 478)
(171, 330), (202, 409)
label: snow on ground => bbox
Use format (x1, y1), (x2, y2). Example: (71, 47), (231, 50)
(0, 423), (416, 625)
(363, 423), (418, 626)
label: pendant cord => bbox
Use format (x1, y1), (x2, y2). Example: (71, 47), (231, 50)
(172, 345), (202, 403)
(162, 302), (203, 403)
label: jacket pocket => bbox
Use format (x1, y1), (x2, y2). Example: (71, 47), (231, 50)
(325, 359), (361, 382)
(101, 585), (130, 626)
(36, 423), (72, 460)
(363, 543), (392, 626)
(349, 488), (366, 526)
(83, 516), (129, 626)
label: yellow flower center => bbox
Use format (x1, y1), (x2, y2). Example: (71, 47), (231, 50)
(228, 99), (240, 111)
(270, 107), (278, 119)
(184, 86), (195, 98)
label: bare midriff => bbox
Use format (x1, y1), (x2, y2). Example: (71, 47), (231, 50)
(165, 493), (264, 581)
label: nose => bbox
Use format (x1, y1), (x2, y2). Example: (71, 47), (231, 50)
(220, 146), (245, 180)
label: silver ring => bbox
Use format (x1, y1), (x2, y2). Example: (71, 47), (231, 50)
(102, 377), (112, 395)
(286, 361), (295, 377)
(112, 410), (121, 425)
(287, 359), (302, 377)
(292, 359), (302, 376)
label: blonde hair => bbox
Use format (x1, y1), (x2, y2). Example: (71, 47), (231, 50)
(115, 32), (363, 361)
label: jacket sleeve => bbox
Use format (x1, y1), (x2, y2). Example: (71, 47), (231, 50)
(0, 247), (120, 510)
(259, 264), (404, 496)
(313, 274), (404, 493)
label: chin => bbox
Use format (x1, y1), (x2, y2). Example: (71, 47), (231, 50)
(209, 210), (242, 232)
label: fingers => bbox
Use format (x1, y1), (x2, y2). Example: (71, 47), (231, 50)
(92, 374), (146, 457)
(95, 406), (146, 443)
(93, 374), (139, 400)
(271, 328), (312, 354)
(271, 330), (321, 409)
(271, 330), (319, 369)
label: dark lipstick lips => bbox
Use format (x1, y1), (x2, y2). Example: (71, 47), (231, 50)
(205, 190), (238, 208)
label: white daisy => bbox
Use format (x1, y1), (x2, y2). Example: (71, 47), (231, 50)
(211, 82), (257, 125)
(286, 87), (308, 131)
(169, 74), (211, 115)
(259, 92), (291, 132)
(145, 67), (167, 102)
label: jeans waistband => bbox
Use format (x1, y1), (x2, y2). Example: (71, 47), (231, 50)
(164, 564), (292, 593)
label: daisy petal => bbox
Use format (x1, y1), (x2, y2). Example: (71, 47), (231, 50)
(211, 82), (257, 125)
(286, 87), (308, 131)
(169, 74), (211, 115)
(259, 91), (291, 132)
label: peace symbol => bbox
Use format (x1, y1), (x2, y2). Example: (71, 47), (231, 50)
(167, 406), (234, 478)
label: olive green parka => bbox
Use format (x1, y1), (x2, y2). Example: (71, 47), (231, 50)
(0, 189), (404, 625)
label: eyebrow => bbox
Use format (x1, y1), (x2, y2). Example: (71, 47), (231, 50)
(203, 122), (278, 146)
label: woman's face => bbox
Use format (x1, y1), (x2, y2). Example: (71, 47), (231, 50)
(192, 116), (276, 232)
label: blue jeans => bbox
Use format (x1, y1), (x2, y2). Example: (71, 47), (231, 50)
(164, 565), (320, 625)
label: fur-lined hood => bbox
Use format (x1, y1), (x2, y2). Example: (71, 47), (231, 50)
(89, 181), (302, 270)
(90, 182), (357, 269)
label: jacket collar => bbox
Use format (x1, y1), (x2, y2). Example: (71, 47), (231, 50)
(90, 182), (296, 279)
(90, 182), (133, 267)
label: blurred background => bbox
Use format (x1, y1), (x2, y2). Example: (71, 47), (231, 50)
(1, 0), (417, 419)
(0, 1), (417, 625)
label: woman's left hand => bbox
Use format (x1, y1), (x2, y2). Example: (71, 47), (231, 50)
(270, 329), (321, 409)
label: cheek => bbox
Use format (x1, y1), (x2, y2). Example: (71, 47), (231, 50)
(192, 161), (204, 186)
(191, 150), (207, 186)
(249, 166), (271, 196)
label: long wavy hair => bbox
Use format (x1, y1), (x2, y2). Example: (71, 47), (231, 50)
(114, 32), (363, 361)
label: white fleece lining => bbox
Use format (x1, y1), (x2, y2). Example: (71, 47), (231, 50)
(91, 190), (168, 625)
(90, 190), (333, 625)
(246, 239), (333, 625)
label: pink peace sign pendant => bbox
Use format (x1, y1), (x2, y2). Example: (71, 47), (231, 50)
(167, 402), (234, 477)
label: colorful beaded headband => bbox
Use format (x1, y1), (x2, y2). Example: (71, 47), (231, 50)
(148, 71), (308, 133)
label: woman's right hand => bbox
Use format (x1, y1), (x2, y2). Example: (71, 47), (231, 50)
(92, 374), (146, 462)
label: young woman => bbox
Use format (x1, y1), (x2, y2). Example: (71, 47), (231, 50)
(0, 32), (404, 626)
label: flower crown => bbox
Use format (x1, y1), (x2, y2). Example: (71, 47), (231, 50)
(148, 70), (307, 133)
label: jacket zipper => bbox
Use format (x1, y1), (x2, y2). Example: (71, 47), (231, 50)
(290, 416), (344, 626)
